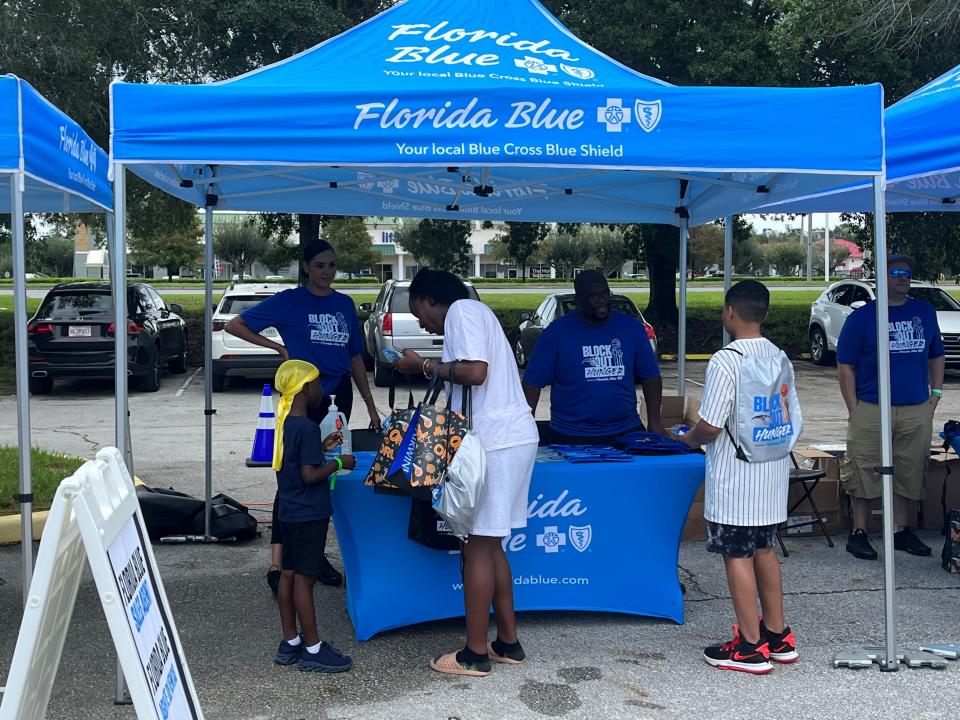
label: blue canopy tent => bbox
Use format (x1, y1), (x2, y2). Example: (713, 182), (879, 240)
(760, 65), (960, 213)
(110, 0), (884, 599)
(0, 75), (112, 602)
(753, 63), (960, 671)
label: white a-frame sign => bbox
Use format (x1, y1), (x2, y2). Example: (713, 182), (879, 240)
(0, 447), (204, 720)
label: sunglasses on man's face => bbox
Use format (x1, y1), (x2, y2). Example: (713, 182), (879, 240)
(890, 268), (912, 279)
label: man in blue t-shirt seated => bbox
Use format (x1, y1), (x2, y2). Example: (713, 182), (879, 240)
(521, 270), (666, 444)
(837, 254), (945, 561)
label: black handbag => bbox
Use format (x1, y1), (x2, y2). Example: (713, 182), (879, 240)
(407, 497), (460, 551)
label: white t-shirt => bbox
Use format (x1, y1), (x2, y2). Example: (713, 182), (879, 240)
(442, 300), (539, 452)
(699, 337), (790, 526)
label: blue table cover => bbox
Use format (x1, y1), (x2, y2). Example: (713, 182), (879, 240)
(333, 451), (704, 641)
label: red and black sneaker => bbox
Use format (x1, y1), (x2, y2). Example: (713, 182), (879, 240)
(703, 625), (773, 675)
(761, 621), (798, 664)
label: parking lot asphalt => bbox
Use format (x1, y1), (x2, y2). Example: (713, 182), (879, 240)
(2, 363), (960, 719)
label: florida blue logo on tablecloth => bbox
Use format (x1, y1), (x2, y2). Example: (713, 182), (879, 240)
(503, 490), (590, 554)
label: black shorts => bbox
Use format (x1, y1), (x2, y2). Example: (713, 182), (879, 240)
(280, 519), (330, 577)
(706, 521), (778, 558)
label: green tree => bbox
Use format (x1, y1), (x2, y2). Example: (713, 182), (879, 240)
(324, 216), (378, 277)
(581, 225), (626, 276)
(259, 241), (299, 275)
(688, 224), (724, 272)
(502, 222), (549, 281)
(127, 179), (203, 279)
(33, 234), (75, 277)
(543, 228), (592, 279)
(767, 242), (805, 276)
(214, 221), (268, 281)
(395, 218), (473, 275)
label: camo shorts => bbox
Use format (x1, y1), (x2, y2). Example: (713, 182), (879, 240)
(706, 521), (778, 558)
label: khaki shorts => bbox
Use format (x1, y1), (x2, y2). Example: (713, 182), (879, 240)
(841, 401), (933, 501)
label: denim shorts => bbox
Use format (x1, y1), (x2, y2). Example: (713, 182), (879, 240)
(706, 521), (778, 558)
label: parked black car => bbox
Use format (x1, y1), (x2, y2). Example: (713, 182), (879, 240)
(27, 282), (188, 394)
(514, 293), (657, 368)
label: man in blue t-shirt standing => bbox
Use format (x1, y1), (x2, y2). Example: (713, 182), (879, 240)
(521, 270), (666, 442)
(837, 255), (945, 560)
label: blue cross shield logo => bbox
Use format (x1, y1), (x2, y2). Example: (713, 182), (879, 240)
(568, 525), (592, 552)
(634, 100), (662, 132)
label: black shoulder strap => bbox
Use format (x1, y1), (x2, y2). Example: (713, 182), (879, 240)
(388, 371), (415, 410)
(717, 345), (748, 462)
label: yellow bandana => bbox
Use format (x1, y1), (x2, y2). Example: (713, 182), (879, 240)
(273, 360), (320, 471)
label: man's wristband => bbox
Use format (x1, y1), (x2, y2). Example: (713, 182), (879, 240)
(931, 388), (943, 399)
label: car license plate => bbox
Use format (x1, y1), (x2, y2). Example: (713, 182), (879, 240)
(262, 328), (277, 338)
(68, 325), (92, 338)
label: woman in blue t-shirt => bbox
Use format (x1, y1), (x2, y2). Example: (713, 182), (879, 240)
(226, 238), (381, 590)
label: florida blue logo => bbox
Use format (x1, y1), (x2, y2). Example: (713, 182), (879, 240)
(634, 100), (662, 132)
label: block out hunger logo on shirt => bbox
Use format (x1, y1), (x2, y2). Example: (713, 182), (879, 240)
(889, 316), (927, 353)
(308, 312), (350, 345)
(582, 339), (625, 380)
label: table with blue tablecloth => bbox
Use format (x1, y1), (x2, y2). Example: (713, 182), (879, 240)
(333, 451), (705, 641)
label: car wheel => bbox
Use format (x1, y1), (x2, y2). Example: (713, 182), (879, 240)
(29, 376), (53, 395)
(362, 345), (374, 371)
(137, 350), (162, 392)
(810, 326), (834, 366)
(168, 350), (187, 374)
(373, 354), (393, 387)
(514, 340), (526, 368)
(212, 373), (225, 392)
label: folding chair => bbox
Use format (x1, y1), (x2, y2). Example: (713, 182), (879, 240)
(776, 453), (836, 557)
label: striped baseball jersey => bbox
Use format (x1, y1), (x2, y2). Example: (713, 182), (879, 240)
(699, 337), (792, 526)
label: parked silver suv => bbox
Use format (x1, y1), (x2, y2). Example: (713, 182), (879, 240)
(360, 279), (480, 386)
(808, 279), (960, 366)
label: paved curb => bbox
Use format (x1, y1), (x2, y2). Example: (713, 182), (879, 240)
(0, 510), (48, 544)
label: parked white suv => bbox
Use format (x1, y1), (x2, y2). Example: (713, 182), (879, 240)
(211, 283), (288, 391)
(808, 279), (960, 367)
(359, 279), (481, 386)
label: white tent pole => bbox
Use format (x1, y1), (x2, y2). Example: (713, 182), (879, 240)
(824, 213), (831, 283)
(11, 172), (33, 606)
(723, 216), (733, 346)
(111, 167), (129, 468)
(204, 206), (214, 541)
(872, 177), (898, 672)
(111, 164), (133, 705)
(678, 218), (689, 396)
(806, 213), (813, 281)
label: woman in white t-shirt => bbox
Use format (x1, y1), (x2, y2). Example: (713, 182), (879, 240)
(394, 269), (539, 678)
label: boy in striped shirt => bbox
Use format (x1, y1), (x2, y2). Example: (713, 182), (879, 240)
(680, 281), (798, 674)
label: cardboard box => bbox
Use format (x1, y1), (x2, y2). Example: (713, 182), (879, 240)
(646, 395), (700, 430)
(682, 502), (706, 541)
(794, 445), (844, 481)
(783, 510), (841, 537)
(788, 477), (839, 515)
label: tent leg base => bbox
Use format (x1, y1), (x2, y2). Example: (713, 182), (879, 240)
(833, 646), (948, 670)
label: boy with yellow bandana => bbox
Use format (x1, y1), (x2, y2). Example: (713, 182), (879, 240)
(272, 359), (356, 672)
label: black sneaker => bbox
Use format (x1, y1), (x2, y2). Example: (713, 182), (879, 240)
(317, 555), (343, 587)
(846, 529), (878, 560)
(760, 621), (799, 664)
(298, 642), (353, 673)
(274, 637), (302, 666)
(703, 626), (772, 674)
(894, 528), (932, 556)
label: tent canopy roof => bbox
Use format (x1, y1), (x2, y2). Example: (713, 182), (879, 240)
(760, 64), (960, 214)
(111, 0), (883, 225)
(1, 75), (112, 213)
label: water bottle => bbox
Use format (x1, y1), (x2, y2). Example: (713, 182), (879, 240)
(320, 395), (351, 476)
(382, 346), (403, 362)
